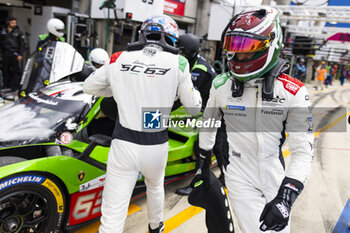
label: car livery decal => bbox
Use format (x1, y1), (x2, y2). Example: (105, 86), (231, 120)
(42, 178), (64, 213)
(0, 175), (45, 191)
(69, 186), (104, 225)
(60, 132), (73, 145)
(80, 174), (106, 192)
(41, 82), (83, 96)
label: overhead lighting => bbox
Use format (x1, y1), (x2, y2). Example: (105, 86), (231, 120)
(6, 3), (11, 5)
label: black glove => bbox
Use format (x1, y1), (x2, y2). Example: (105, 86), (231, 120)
(259, 177), (304, 232)
(190, 148), (212, 189)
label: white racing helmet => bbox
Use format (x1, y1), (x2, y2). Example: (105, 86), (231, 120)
(47, 18), (65, 38)
(89, 48), (110, 69)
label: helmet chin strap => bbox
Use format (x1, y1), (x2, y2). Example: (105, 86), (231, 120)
(231, 58), (289, 99)
(262, 59), (289, 100)
(230, 77), (245, 98)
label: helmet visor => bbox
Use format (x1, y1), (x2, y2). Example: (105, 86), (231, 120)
(223, 32), (270, 53)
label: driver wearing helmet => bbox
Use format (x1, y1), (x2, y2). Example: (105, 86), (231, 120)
(192, 8), (314, 233)
(83, 15), (201, 233)
(88, 48), (110, 70)
(36, 18), (65, 50)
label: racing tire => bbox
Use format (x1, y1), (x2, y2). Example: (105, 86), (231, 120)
(0, 173), (66, 233)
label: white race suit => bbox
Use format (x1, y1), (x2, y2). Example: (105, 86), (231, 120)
(83, 46), (201, 233)
(199, 72), (314, 233)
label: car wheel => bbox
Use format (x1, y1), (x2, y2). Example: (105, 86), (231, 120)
(0, 173), (66, 233)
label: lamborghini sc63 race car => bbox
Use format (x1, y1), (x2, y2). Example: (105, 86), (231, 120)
(0, 42), (199, 233)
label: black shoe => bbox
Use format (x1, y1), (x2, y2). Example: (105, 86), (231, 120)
(148, 221), (164, 233)
(175, 184), (193, 196)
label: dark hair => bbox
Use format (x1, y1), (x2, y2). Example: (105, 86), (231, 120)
(7, 17), (17, 24)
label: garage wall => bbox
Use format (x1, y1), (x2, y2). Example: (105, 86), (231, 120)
(30, 6), (70, 53)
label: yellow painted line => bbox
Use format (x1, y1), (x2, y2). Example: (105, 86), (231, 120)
(163, 206), (204, 233)
(75, 203), (141, 232)
(128, 203), (142, 215)
(283, 111), (350, 158)
(75, 221), (100, 233)
(314, 111), (350, 137)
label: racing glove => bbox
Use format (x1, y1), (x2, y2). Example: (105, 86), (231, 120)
(190, 148), (212, 189)
(259, 177), (304, 232)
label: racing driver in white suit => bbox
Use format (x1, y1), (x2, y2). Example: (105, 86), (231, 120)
(192, 7), (314, 233)
(83, 15), (201, 233)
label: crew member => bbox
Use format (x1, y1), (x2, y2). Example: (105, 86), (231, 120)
(0, 17), (25, 92)
(83, 15), (201, 233)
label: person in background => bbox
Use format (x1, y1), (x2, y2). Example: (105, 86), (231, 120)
(176, 33), (217, 109)
(316, 62), (327, 91)
(88, 48), (110, 70)
(175, 33), (228, 196)
(83, 15), (201, 233)
(0, 17), (25, 93)
(340, 66), (347, 86)
(325, 62), (332, 87)
(294, 58), (306, 82)
(331, 64), (338, 85)
(36, 18), (65, 50)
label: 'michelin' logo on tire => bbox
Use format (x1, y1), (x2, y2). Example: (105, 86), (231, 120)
(0, 175), (44, 191)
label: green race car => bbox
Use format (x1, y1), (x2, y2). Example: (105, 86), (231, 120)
(0, 42), (199, 233)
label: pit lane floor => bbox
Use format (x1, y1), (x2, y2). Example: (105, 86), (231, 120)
(73, 81), (350, 233)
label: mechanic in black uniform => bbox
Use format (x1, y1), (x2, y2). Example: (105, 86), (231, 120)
(174, 33), (229, 196)
(0, 17), (25, 92)
(173, 33), (216, 110)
